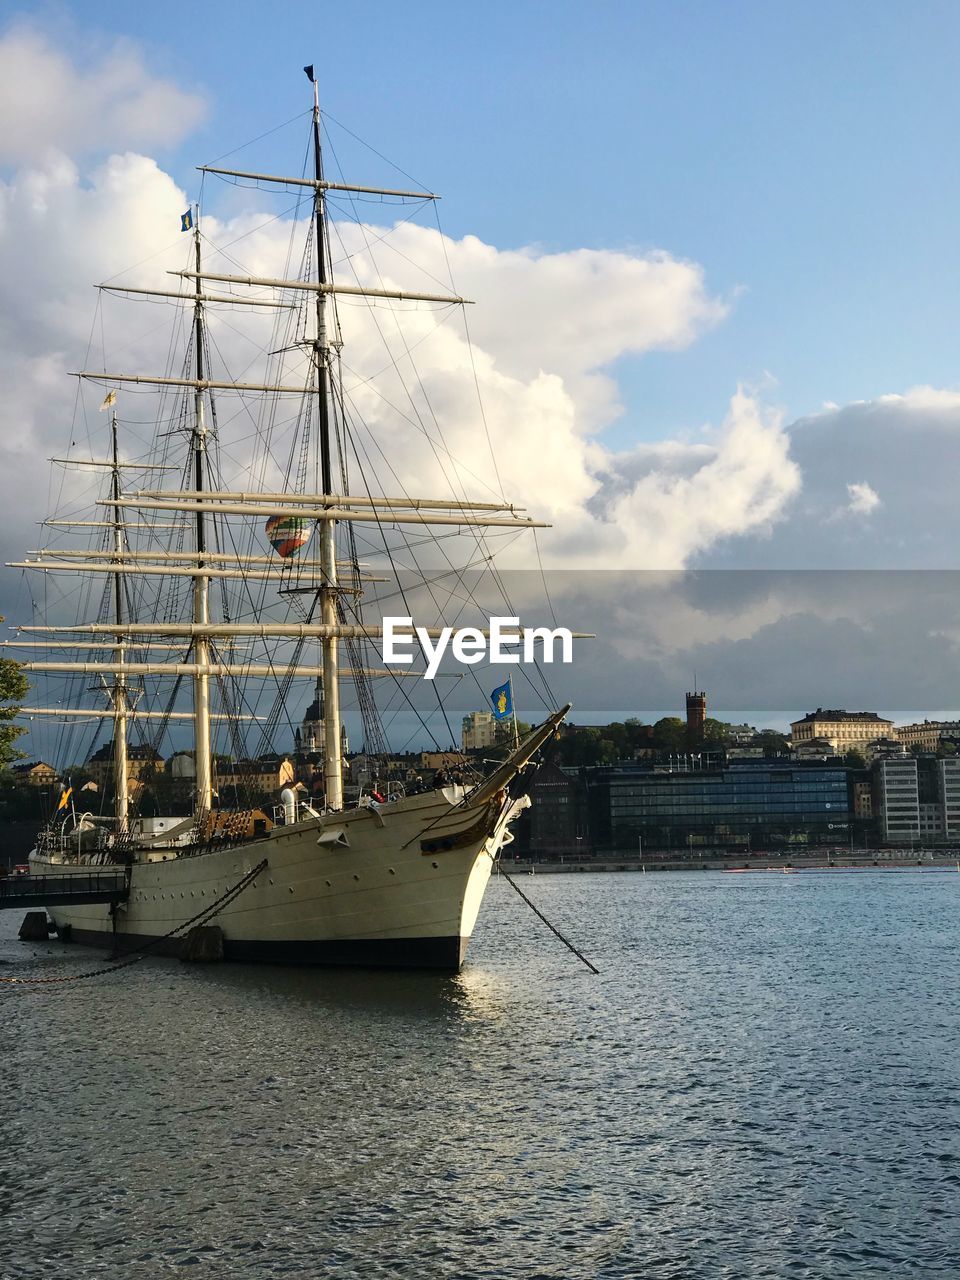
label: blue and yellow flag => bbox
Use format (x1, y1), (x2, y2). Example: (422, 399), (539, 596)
(180, 209), (193, 233)
(490, 680), (512, 720)
(56, 785), (72, 813)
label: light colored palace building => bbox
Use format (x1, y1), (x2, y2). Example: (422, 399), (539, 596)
(86, 743), (163, 787)
(11, 761), (59, 788)
(790, 709), (893, 753)
(215, 757), (295, 794)
(895, 720), (960, 752)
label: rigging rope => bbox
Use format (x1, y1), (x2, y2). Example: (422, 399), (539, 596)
(494, 861), (599, 975)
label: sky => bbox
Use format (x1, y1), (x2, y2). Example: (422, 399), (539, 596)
(3, 1), (960, 754)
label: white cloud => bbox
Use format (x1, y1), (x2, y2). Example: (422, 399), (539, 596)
(571, 389), (802, 568)
(186, 215), (793, 571)
(0, 152), (749, 585)
(844, 481), (880, 516)
(4, 128), (957, 595)
(699, 388), (960, 567)
(8, 22), (957, 619)
(0, 23), (205, 163)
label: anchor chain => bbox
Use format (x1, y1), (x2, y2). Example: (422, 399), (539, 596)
(0, 858), (268, 987)
(494, 859), (599, 975)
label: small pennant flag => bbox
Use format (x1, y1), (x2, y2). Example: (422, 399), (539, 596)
(490, 680), (513, 721)
(99, 389), (117, 412)
(303, 64), (315, 82)
(180, 208), (193, 233)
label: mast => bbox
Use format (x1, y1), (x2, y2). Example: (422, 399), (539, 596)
(308, 67), (343, 810)
(191, 212), (214, 816)
(109, 411), (129, 833)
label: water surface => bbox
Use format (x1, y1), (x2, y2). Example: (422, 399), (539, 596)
(2, 870), (959, 1278)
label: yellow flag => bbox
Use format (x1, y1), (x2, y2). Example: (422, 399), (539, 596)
(99, 389), (117, 412)
(56, 786), (72, 812)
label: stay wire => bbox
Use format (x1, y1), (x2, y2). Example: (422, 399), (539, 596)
(495, 861), (599, 974)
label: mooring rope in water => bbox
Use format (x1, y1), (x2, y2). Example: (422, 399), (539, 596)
(495, 862), (599, 975)
(0, 859), (268, 987)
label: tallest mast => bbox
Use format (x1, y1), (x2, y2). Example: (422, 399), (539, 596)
(191, 213), (214, 815)
(109, 411), (129, 834)
(307, 65), (343, 810)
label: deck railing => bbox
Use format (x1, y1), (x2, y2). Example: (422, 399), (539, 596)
(0, 871), (128, 909)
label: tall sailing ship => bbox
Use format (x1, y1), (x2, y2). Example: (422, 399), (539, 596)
(9, 74), (570, 970)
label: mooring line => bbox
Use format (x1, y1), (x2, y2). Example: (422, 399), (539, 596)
(0, 858), (268, 987)
(495, 861), (599, 975)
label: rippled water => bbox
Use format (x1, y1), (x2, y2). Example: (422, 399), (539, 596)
(2, 869), (960, 1278)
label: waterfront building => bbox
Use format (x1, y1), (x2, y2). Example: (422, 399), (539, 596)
(919, 802), (943, 840)
(522, 762), (586, 859)
(874, 757), (920, 843)
(11, 761), (59, 788)
(790, 736), (837, 760)
(726, 724), (760, 746)
(864, 737), (907, 761)
(462, 710), (498, 751)
(597, 759), (851, 851)
(347, 753), (376, 790)
(790, 709), (894, 752)
(420, 751), (462, 772)
(938, 757), (960, 839)
(895, 720), (960, 752)
(86, 743), (163, 788)
(726, 745), (765, 760)
(852, 779), (874, 820)
(214, 756), (296, 799)
(513, 751), (959, 859)
(871, 754), (960, 845)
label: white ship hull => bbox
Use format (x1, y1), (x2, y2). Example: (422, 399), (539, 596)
(30, 785), (524, 970)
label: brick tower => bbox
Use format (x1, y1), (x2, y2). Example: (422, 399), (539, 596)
(686, 689), (707, 740)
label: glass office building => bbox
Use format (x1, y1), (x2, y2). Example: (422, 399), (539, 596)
(606, 761), (851, 849)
